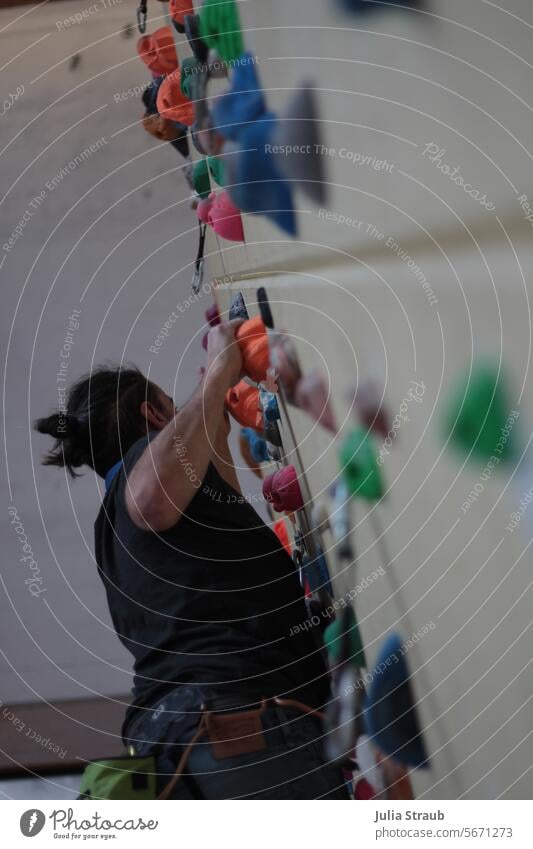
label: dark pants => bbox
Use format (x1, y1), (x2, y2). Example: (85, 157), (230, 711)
(125, 686), (350, 800)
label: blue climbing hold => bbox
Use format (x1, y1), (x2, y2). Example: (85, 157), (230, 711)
(301, 548), (334, 598)
(241, 427), (270, 463)
(212, 53), (266, 142)
(227, 114), (297, 236)
(338, 0), (421, 12)
(363, 632), (429, 768)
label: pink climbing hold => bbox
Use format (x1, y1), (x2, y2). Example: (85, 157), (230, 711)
(207, 191), (245, 242)
(262, 465), (304, 512)
(196, 192), (215, 224)
(294, 370), (337, 433)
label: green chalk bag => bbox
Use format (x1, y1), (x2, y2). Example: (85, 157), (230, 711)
(78, 754), (158, 800)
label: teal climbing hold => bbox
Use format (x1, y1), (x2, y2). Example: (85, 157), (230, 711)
(208, 155), (225, 187)
(339, 426), (384, 500)
(444, 362), (516, 463)
(192, 159), (211, 199)
(180, 56), (198, 100)
(323, 606), (366, 669)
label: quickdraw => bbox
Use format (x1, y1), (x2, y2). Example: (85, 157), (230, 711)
(191, 221), (206, 294)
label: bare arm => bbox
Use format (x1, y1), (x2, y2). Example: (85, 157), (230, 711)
(125, 320), (243, 531)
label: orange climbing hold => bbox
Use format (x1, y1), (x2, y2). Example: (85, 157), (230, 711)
(235, 316), (270, 384)
(137, 27), (178, 76)
(156, 69), (195, 126)
(169, 0), (194, 28)
(225, 381), (264, 430)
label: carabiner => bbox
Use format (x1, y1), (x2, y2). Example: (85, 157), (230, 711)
(136, 0), (147, 34)
(191, 259), (205, 294)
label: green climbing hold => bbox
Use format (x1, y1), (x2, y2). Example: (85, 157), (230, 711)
(208, 155), (225, 186)
(339, 426), (384, 500)
(444, 362), (516, 463)
(180, 57), (199, 100)
(192, 159), (211, 199)
(199, 0), (244, 62)
(324, 607), (366, 669)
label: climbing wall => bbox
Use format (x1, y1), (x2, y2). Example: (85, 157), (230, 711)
(197, 0), (533, 800)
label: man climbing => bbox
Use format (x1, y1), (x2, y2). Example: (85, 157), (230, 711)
(35, 319), (348, 799)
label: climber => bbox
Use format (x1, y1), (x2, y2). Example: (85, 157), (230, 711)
(34, 319), (348, 800)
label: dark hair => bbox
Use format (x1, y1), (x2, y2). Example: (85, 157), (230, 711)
(34, 365), (161, 478)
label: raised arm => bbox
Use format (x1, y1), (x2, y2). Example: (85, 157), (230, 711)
(125, 319), (243, 531)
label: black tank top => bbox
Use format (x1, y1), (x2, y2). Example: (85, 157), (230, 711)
(94, 435), (330, 736)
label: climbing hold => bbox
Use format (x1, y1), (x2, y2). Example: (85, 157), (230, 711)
(156, 69), (195, 126)
(353, 381), (391, 440)
(235, 316), (270, 383)
(323, 605), (366, 669)
(226, 381), (263, 430)
(207, 191), (245, 241)
(294, 370), (337, 433)
(169, 0), (194, 32)
(270, 335), (301, 400)
(238, 429), (261, 479)
(263, 465), (304, 512)
(196, 192), (215, 224)
(241, 427), (270, 464)
(142, 76), (164, 115)
(273, 83), (327, 205)
(363, 632), (429, 769)
(184, 13), (209, 63)
(137, 27), (178, 76)
(199, 0), (244, 62)
(228, 115), (297, 236)
(301, 548), (334, 598)
(444, 362), (516, 463)
(272, 519), (292, 557)
(142, 114), (185, 143)
(339, 426), (384, 500)
(205, 303), (221, 327)
(212, 53), (266, 142)
(353, 777), (376, 800)
(338, 0), (422, 11)
(180, 56), (199, 100)
(192, 159), (211, 199)
(259, 389), (281, 425)
(207, 155), (225, 187)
